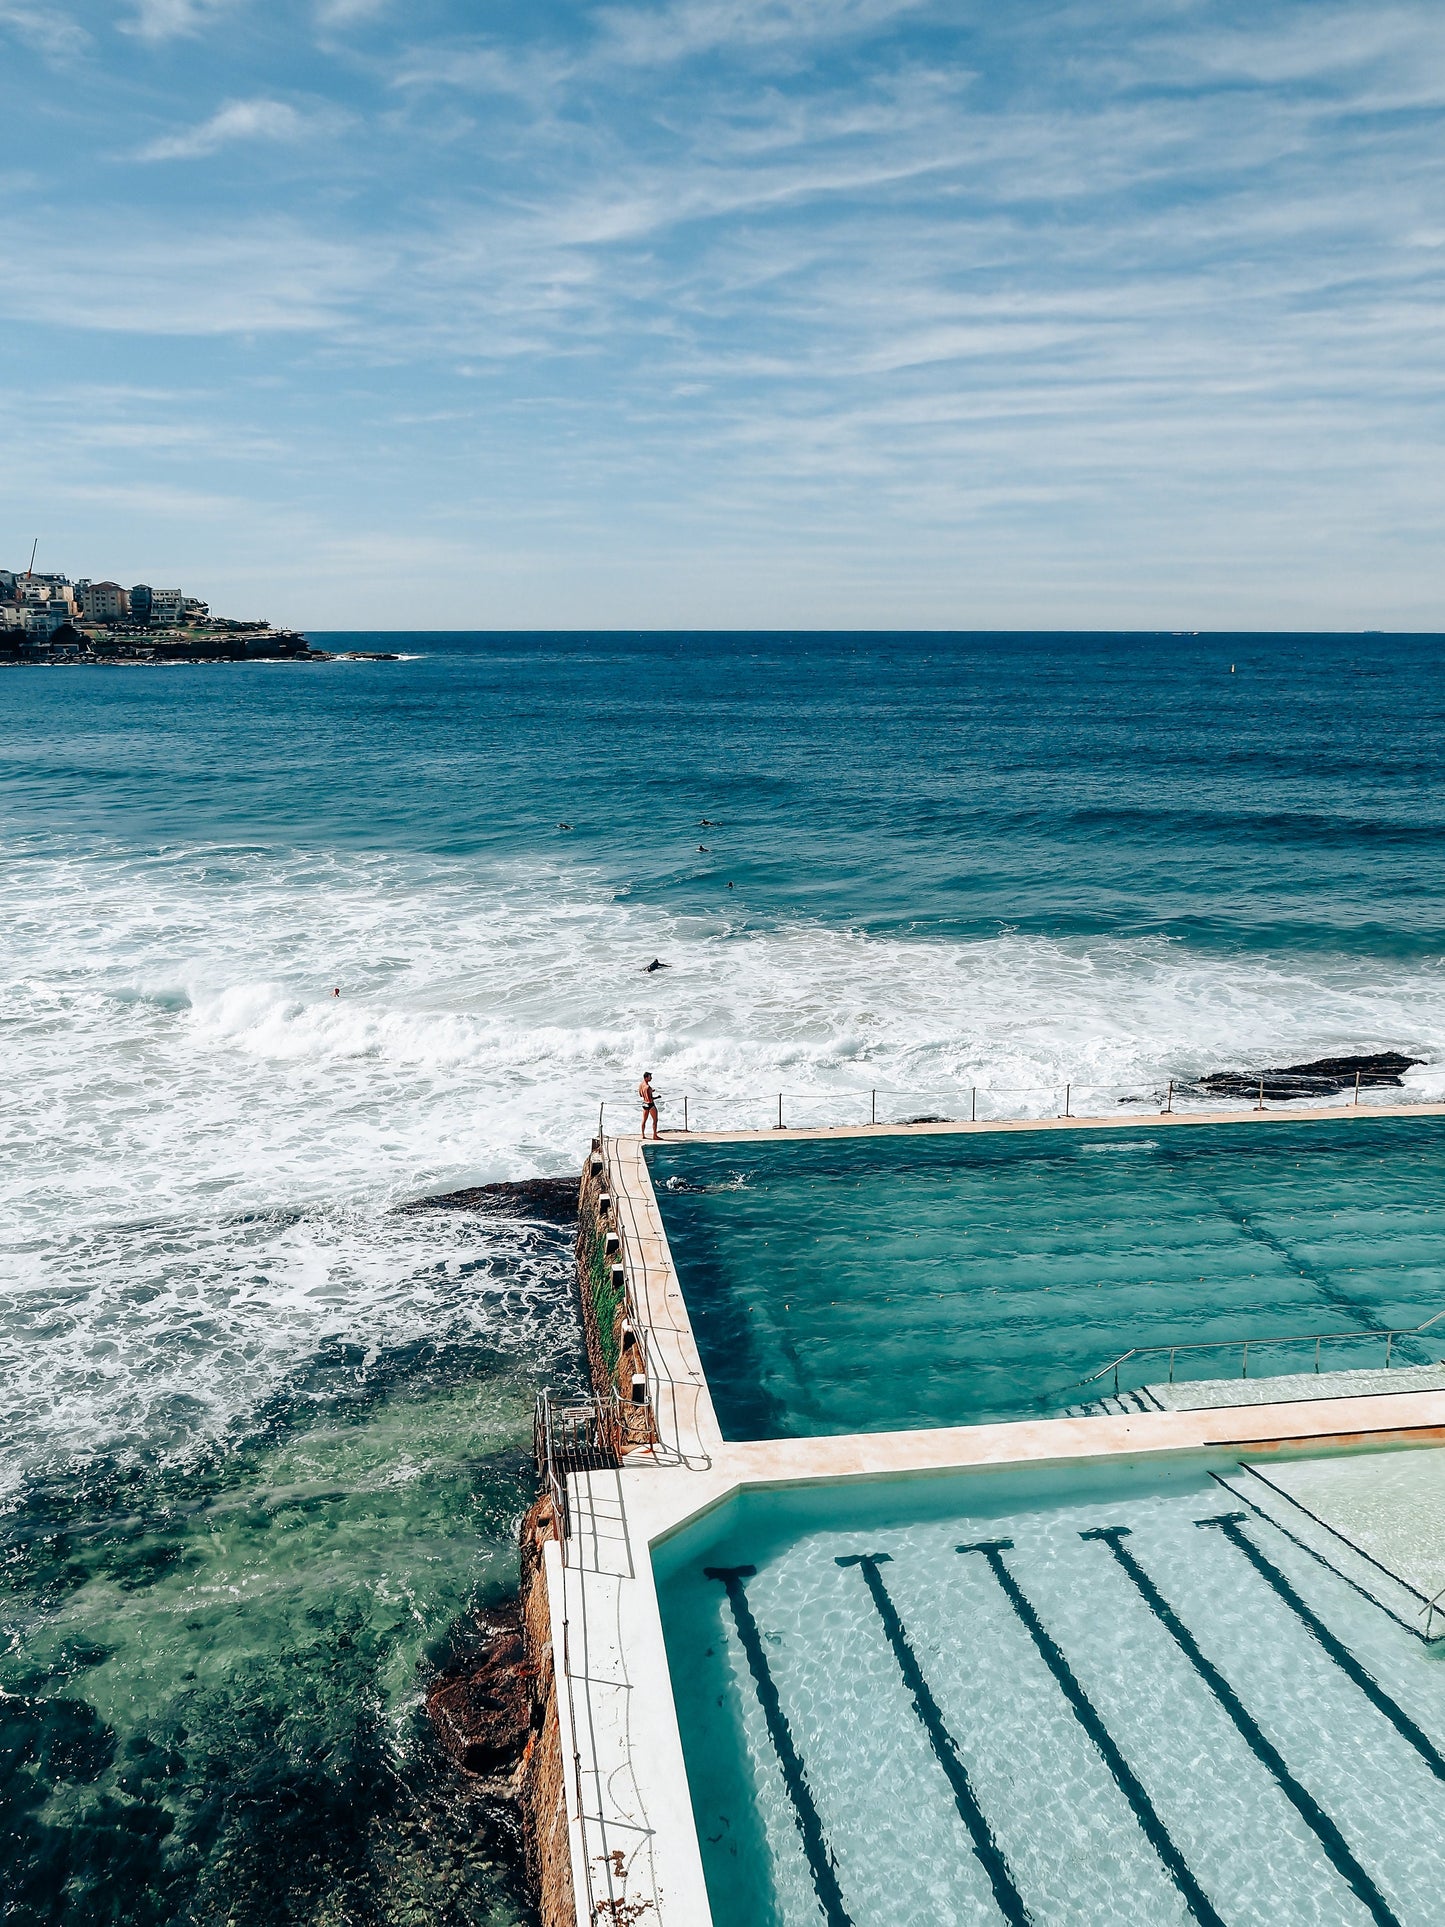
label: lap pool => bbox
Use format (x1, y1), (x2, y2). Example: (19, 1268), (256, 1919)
(646, 1116), (1445, 1438)
(654, 1449), (1445, 1927)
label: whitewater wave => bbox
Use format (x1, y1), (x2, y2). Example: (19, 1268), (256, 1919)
(4, 833), (1444, 1484)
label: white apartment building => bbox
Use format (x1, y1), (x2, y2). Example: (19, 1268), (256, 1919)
(21, 605), (74, 637)
(147, 589), (187, 625)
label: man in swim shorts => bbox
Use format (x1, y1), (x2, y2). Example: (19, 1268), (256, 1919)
(639, 1072), (660, 1139)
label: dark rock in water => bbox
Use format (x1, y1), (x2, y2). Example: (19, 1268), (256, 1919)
(901, 1114), (951, 1125)
(427, 1604), (529, 1780)
(644, 957), (670, 972)
(397, 1177), (576, 1221)
(1192, 1051), (1424, 1099)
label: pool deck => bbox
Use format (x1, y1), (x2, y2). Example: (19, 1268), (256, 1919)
(551, 1103), (1445, 1927)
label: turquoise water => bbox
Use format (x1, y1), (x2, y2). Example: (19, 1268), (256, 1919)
(649, 1114), (1445, 1436)
(6, 631), (1445, 1919)
(657, 1450), (1445, 1926)
(0, 1328), (577, 1927)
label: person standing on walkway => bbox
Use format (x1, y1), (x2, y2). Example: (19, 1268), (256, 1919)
(639, 1072), (660, 1139)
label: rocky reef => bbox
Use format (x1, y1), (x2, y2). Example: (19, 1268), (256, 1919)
(1189, 1051), (1424, 1099)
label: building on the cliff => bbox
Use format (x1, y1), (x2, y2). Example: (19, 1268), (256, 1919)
(21, 604), (76, 637)
(19, 578), (73, 609)
(77, 581), (131, 623)
(3, 567), (266, 645)
(147, 588), (187, 625)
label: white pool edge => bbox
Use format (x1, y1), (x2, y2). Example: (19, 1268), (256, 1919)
(553, 1107), (1445, 1927)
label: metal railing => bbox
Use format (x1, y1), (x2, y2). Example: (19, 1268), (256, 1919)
(533, 1387), (619, 1539)
(597, 1072), (1434, 1138)
(1069, 1308), (1445, 1402)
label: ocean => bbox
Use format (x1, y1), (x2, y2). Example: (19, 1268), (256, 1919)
(4, 630), (1444, 1924)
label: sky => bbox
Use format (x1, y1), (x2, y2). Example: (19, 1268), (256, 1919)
(3, 0), (1445, 631)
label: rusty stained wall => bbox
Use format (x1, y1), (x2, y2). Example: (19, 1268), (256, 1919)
(518, 1493), (578, 1927)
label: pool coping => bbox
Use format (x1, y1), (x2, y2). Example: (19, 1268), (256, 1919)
(648, 1096), (1445, 1145)
(556, 1104), (1445, 1927)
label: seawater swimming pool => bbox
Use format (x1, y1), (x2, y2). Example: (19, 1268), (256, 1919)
(654, 1448), (1445, 1927)
(647, 1115), (1445, 1438)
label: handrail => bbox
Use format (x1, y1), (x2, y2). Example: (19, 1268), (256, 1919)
(1420, 1584), (1445, 1641)
(533, 1387), (619, 1539)
(599, 1073), (1437, 1135)
(1069, 1308), (1445, 1401)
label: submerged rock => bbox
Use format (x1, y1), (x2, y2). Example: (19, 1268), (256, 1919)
(396, 1177), (577, 1222)
(1191, 1051), (1424, 1099)
(426, 1604), (529, 1782)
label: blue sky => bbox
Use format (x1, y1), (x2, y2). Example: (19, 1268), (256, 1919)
(4, 0), (1444, 629)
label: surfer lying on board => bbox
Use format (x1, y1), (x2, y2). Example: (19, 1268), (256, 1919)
(639, 1072), (660, 1139)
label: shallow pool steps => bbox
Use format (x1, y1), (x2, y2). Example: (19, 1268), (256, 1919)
(1068, 1362), (1445, 1419)
(1213, 1463), (1435, 1637)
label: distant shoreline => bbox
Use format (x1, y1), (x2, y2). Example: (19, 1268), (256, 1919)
(1, 636), (404, 666)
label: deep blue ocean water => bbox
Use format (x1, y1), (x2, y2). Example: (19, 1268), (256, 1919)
(3, 631), (1444, 1925)
(10, 631), (1445, 952)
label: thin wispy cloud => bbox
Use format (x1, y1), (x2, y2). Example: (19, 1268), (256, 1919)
(594, 0), (927, 67)
(137, 98), (310, 161)
(121, 0), (235, 41)
(314, 0), (388, 24)
(0, 219), (380, 333)
(0, 1), (86, 59)
(4, 0), (1445, 627)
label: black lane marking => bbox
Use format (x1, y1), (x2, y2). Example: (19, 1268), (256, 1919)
(958, 1538), (1225, 1927)
(1080, 1525), (1401, 1927)
(1198, 1512), (1445, 1780)
(1207, 1472), (1422, 1640)
(836, 1551), (1031, 1926)
(705, 1564), (852, 1927)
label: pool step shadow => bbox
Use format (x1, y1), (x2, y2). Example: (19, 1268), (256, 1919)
(1066, 1387), (1165, 1417)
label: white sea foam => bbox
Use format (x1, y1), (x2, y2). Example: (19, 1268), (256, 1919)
(4, 835), (1443, 1488)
